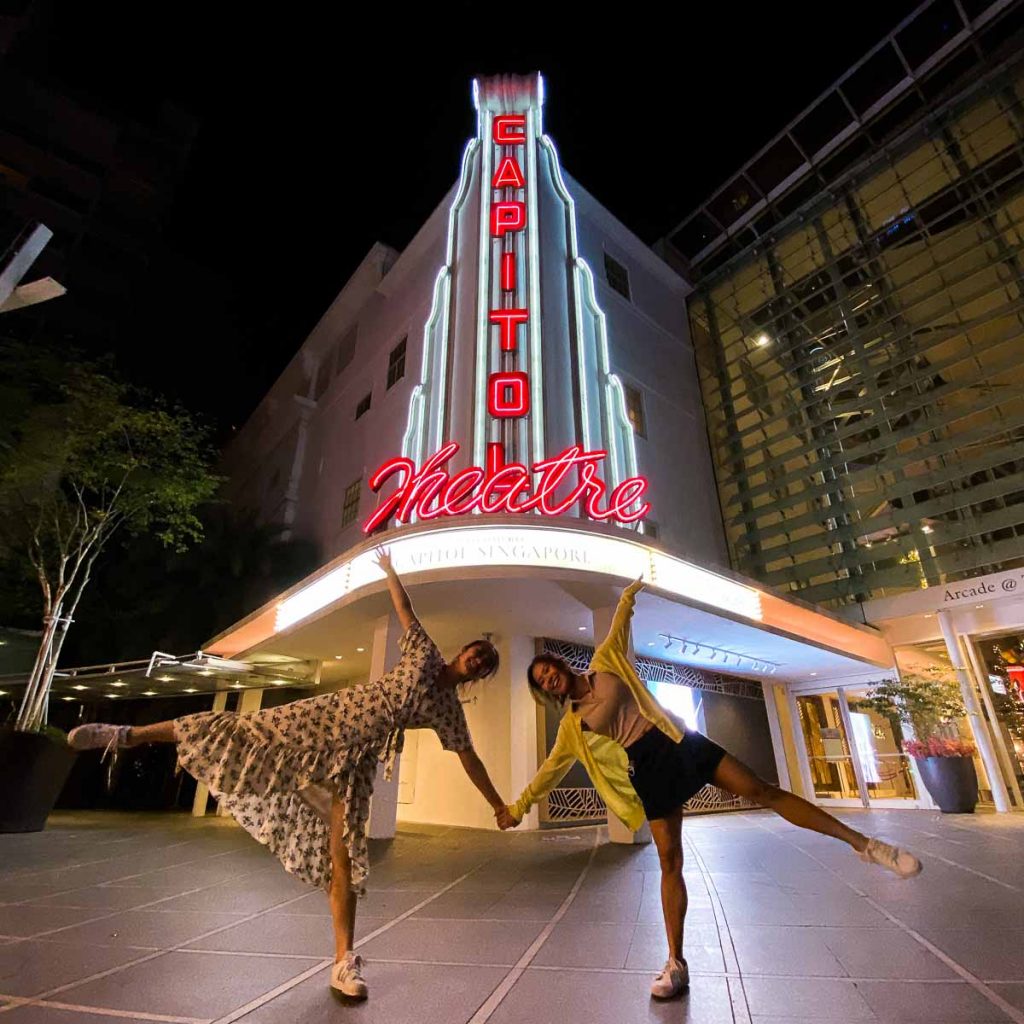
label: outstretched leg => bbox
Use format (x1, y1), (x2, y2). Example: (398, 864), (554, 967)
(712, 753), (868, 850)
(125, 720), (178, 745)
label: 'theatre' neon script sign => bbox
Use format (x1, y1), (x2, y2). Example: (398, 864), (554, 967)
(363, 112), (650, 534)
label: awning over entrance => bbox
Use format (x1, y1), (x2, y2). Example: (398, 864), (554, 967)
(202, 518), (893, 689)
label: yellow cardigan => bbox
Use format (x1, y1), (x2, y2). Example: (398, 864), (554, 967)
(509, 580), (683, 831)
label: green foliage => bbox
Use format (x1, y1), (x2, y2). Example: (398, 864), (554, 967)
(853, 668), (966, 742)
(0, 340), (221, 562)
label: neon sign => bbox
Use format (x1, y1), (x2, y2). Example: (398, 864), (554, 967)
(363, 100), (650, 533)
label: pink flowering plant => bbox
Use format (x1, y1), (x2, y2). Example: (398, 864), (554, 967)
(902, 737), (976, 759)
(853, 668), (972, 758)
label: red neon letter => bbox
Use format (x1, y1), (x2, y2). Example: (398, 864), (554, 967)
(501, 252), (516, 291)
(604, 477), (651, 523)
(493, 114), (526, 144)
(489, 308), (529, 351)
(483, 443), (531, 511)
(492, 155), (525, 189)
(362, 456), (414, 533)
(491, 201), (525, 238)
(488, 371), (530, 418)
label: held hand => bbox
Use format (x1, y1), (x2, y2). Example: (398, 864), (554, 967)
(374, 546), (394, 575)
(495, 805), (521, 830)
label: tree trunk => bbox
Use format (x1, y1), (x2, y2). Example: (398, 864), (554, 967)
(16, 611), (61, 732)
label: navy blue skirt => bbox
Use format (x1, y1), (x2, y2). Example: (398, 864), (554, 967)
(625, 727), (727, 821)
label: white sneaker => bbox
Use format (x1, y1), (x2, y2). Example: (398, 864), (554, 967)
(67, 723), (131, 762)
(651, 956), (688, 999)
(859, 838), (922, 878)
(330, 952), (368, 999)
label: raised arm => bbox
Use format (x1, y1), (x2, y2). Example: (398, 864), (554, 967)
(374, 547), (418, 633)
(595, 577), (645, 658)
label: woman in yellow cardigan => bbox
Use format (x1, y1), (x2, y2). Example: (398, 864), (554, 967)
(498, 579), (922, 1001)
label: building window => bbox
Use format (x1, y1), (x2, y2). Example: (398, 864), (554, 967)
(355, 392), (372, 420)
(341, 479), (361, 527)
(386, 336), (407, 390)
(643, 520), (658, 540)
(604, 252), (631, 301)
(624, 384), (646, 437)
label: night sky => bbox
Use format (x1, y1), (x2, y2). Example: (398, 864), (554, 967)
(16, 3), (920, 433)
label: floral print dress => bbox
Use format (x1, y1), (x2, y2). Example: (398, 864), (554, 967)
(174, 622), (471, 894)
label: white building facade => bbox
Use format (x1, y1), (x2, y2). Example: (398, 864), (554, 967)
(205, 75), (896, 836)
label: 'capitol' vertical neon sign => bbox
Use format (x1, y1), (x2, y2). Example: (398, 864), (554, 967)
(362, 81), (649, 534)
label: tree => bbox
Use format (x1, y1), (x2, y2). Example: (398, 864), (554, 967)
(853, 667), (966, 743)
(0, 340), (220, 732)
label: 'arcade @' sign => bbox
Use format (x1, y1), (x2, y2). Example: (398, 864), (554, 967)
(362, 112), (650, 533)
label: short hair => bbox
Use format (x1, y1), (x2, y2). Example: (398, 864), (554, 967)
(526, 653), (569, 708)
(462, 639), (500, 680)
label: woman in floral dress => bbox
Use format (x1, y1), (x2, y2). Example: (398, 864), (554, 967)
(69, 548), (507, 1000)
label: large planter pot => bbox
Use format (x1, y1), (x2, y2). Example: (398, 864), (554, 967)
(0, 728), (78, 833)
(915, 755), (979, 813)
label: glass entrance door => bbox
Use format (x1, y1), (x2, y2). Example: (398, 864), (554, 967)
(795, 693), (862, 803)
(844, 690), (918, 803)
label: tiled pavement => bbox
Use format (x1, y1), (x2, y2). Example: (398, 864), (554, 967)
(0, 808), (1022, 1023)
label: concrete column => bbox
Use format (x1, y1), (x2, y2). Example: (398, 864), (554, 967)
(762, 683), (792, 790)
(836, 686), (870, 807)
(592, 601), (651, 846)
(506, 634), (540, 829)
(367, 612), (403, 839)
(937, 610), (1010, 813)
(192, 689), (228, 817)
(785, 688), (818, 802)
(963, 635), (1023, 810)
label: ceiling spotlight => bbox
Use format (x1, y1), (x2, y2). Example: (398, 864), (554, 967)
(231, 683), (244, 689)
(107, 694), (120, 699)
(72, 685), (88, 691)
(157, 675), (173, 682)
(647, 641), (655, 647)
(183, 687), (197, 693)
(272, 680), (287, 686)
(111, 681), (126, 687)
(0, 690), (7, 697)
(142, 690), (157, 696)
(356, 647), (365, 653)
(199, 670), (213, 677)
(755, 332), (771, 347)
(334, 655), (344, 660)
(61, 696), (75, 702)
(577, 626), (587, 632)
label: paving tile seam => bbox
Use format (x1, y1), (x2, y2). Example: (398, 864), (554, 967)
(683, 830), (752, 1024)
(464, 827), (603, 1024)
(2, 839), (201, 884)
(745, 817), (1024, 1024)
(0, 993), (208, 1023)
(5, 846), (243, 909)
(10, 881), (241, 945)
(206, 858), (497, 1024)
(0, 879), (321, 1017)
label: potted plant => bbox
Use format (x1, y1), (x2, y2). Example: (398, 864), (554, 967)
(854, 669), (979, 813)
(0, 723), (77, 832)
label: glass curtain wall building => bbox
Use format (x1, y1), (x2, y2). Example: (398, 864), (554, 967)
(664, 0), (1024, 607)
